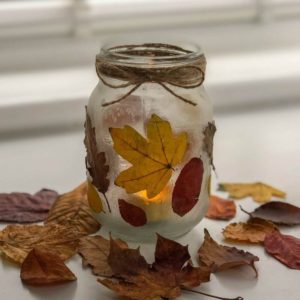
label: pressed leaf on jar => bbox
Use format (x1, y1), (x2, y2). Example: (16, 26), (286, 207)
(202, 122), (216, 170)
(110, 114), (188, 199)
(118, 199), (147, 227)
(172, 158), (204, 217)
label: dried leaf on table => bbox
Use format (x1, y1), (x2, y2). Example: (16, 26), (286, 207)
(202, 122), (216, 169)
(172, 158), (204, 216)
(78, 235), (127, 277)
(110, 114), (188, 198)
(0, 224), (83, 264)
(264, 231), (300, 269)
(0, 189), (58, 223)
(242, 201), (300, 225)
(223, 218), (278, 243)
(198, 229), (259, 276)
(118, 199), (147, 227)
(218, 182), (286, 203)
(21, 248), (76, 285)
(205, 195), (236, 220)
(84, 109), (111, 211)
(45, 183), (100, 235)
(98, 235), (211, 300)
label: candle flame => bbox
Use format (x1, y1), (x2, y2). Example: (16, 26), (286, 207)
(136, 185), (171, 204)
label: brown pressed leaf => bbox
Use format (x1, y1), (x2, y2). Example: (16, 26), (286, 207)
(264, 231), (300, 269)
(205, 195), (236, 220)
(202, 122), (216, 169)
(0, 224), (83, 264)
(219, 182), (286, 203)
(98, 235), (211, 300)
(21, 248), (76, 285)
(0, 189), (58, 223)
(172, 158), (204, 217)
(223, 218), (278, 243)
(45, 183), (100, 235)
(242, 201), (300, 225)
(198, 229), (259, 276)
(84, 109), (111, 211)
(118, 199), (147, 227)
(78, 235), (127, 277)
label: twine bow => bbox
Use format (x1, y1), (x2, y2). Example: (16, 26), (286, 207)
(95, 44), (206, 107)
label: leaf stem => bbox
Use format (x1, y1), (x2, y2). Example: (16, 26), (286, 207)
(103, 193), (111, 213)
(239, 205), (251, 217)
(183, 288), (243, 300)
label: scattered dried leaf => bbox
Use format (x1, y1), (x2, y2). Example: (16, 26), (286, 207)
(205, 195), (236, 220)
(264, 231), (300, 269)
(110, 114), (188, 198)
(78, 235), (127, 277)
(242, 201), (300, 225)
(118, 199), (147, 227)
(202, 122), (216, 169)
(98, 235), (211, 300)
(0, 224), (83, 264)
(223, 218), (278, 243)
(172, 158), (204, 216)
(0, 189), (58, 223)
(21, 248), (76, 285)
(218, 182), (286, 203)
(198, 229), (259, 276)
(45, 183), (100, 235)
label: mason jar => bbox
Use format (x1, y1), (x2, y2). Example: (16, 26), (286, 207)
(85, 43), (215, 241)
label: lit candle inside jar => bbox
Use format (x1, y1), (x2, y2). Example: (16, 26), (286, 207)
(132, 185), (172, 222)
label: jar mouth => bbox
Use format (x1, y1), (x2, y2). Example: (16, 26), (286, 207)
(97, 42), (204, 67)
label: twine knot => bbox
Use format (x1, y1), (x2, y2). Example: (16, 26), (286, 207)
(95, 43), (206, 107)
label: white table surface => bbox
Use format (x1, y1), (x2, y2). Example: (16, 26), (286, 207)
(1, 105), (300, 300)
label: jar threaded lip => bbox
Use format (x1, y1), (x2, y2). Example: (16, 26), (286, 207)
(97, 43), (204, 67)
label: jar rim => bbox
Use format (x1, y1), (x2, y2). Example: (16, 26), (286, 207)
(97, 42), (204, 67)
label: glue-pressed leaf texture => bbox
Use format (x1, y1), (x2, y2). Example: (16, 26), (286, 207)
(0, 224), (83, 264)
(223, 218), (278, 243)
(118, 199), (147, 227)
(264, 231), (300, 269)
(198, 229), (259, 276)
(0, 189), (58, 223)
(172, 158), (204, 216)
(205, 195), (236, 220)
(243, 201), (300, 225)
(45, 183), (100, 235)
(21, 248), (76, 285)
(84, 109), (110, 194)
(110, 114), (188, 198)
(202, 122), (216, 169)
(87, 180), (104, 213)
(218, 182), (286, 203)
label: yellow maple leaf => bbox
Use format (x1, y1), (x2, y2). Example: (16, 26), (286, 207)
(219, 182), (286, 203)
(110, 114), (188, 198)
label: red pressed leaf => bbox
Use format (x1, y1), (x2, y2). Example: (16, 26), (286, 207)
(264, 231), (300, 269)
(118, 199), (147, 227)
(0, 189), (58, 223)
(172, 158), (204, 217)
(242, 201), (300, 225)
(205, 195), (236, 220)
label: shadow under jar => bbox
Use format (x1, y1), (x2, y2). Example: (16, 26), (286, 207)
(85, 43), (216, 242)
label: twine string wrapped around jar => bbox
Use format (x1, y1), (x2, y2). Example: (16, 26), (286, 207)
(95, 43), (206, 107)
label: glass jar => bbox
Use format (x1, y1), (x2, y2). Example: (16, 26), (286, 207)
(85, 43), (215, 241)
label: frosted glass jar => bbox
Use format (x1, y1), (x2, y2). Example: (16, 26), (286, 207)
(85, 43), (215, 241)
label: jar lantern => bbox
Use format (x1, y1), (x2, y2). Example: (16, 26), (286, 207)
(84, 43), (215, 241)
